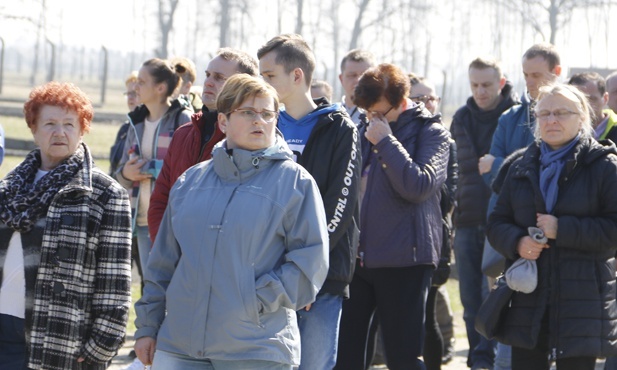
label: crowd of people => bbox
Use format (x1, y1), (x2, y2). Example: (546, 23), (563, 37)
(1, 34), (617, 370)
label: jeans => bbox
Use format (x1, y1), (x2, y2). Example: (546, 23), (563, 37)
(453, 225), (495, 368)
(297, 293), (343, 370)
(0, 314), (28, 370)
(135, 225), (152, 282)
(494, 342), (512, 370)
(152, 349), (292, 369)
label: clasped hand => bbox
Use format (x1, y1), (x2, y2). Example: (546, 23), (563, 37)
(516, 213), (558, 260)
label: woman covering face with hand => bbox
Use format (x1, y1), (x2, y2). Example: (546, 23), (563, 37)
(133, 74), (329, 370)
(336, 63), (451, 370)
(0, 82), (132, 370)
(487, 83), (617, 369)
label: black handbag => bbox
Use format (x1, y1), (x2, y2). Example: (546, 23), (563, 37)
(475, 275), (513, 340)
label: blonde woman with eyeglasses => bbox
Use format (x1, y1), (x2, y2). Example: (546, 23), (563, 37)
(487, 83), (617, 369)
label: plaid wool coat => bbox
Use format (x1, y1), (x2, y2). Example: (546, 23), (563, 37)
(26, 145), (132, 370)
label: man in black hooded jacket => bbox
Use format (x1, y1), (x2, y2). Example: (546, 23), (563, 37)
(450, 57), (519, 370)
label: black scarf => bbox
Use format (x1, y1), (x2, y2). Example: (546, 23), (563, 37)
(0, 144), (84, 232)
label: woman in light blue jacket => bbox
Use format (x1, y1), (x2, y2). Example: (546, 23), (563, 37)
(133, 74), (329, 370)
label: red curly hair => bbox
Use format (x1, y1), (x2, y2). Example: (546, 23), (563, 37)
(23, 82), (93, 133)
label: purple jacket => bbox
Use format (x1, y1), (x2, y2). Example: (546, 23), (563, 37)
(359, 104), (450, 268)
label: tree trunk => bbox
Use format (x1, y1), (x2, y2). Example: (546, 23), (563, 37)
(295, 0), (304, 34)
(219, 0), (230, 48)
(349, 0), (371, 50)
(548, 0), (559, 45)
(30, 0), (46, 86)
(157, 0), (180, 58)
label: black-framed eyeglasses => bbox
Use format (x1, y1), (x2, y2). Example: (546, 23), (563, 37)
(227, 108), (278, 123)
(410, 94), (439, 104)
(369, 105), (394, 117)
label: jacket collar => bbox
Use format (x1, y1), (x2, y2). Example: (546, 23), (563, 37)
(211, 133), (293, 182)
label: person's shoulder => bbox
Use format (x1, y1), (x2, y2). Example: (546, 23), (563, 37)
(317, 105), (357, 132)
(91, 167), (128, 197)
(499, 102), (526, 122)
(450, 104), (471, 127)
(275, 158), (318, 188)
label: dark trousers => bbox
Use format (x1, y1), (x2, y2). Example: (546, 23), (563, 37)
(511, 311), (596, 370)
(0, 313), (28, 370)
(512, 346), (595, 370)
(423, 286), (443, 370)
(335, 263), (432, 370)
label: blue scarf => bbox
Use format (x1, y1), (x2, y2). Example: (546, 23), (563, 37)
(539, 135), (580, 213)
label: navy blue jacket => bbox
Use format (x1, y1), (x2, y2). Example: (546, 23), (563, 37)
(359, 103), (450, 268)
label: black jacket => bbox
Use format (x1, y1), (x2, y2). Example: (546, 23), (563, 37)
(487, 137), (617, 358)
(450, 82), (518, 227)
(292, 99), (361, 298)
(433, 139), (458, 286)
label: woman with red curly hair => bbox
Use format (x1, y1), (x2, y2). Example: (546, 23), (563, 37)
(0, 82), (132, 370)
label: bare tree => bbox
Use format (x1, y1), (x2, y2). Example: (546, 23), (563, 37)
(295, 0), (304, 34)
(330, 1), (341, 99)
(349, 0), (371, 50)
(490, 0), (611, 45)
(156, 0), (180, 58)
(30, 0), (46, 85)
(219, 0), (231, 47)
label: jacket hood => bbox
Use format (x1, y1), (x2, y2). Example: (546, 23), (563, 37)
(390, 101), (442, 133)
(454, 80), (519, 124)
(211, 132), (293, 182)
(279, 100), (341, 128)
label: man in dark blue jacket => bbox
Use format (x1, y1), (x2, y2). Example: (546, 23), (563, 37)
(258, 34), (361, 370)
(450, 57), (518, 370)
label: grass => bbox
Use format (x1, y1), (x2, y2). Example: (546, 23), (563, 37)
(1, 115), (119, 178)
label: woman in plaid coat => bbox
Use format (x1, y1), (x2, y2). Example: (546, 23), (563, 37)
(0, 82), (132, 370)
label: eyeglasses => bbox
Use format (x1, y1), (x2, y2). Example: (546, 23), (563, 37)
(228, 108), (278, 123)
(410, 94), (439, 104)
(124, 91), (137, 99)
(369, 106), (394, 117)
(535, 110), (579, 121)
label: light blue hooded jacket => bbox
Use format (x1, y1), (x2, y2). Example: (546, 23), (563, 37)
(135, 134), (329, 365)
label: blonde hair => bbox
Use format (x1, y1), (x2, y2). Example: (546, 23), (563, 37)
(216, 74), (279, 114)
(125, 71), (138, 87)
(170, 57), (197, 84)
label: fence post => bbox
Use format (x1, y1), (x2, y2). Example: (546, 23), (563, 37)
(0, 37), (4, 94)
(100, 46), (108, 104)
(46, 39), (55, 82)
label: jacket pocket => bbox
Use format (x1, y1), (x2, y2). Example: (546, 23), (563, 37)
(242, 267), (261, 326)
(43, 294), (85, 359)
